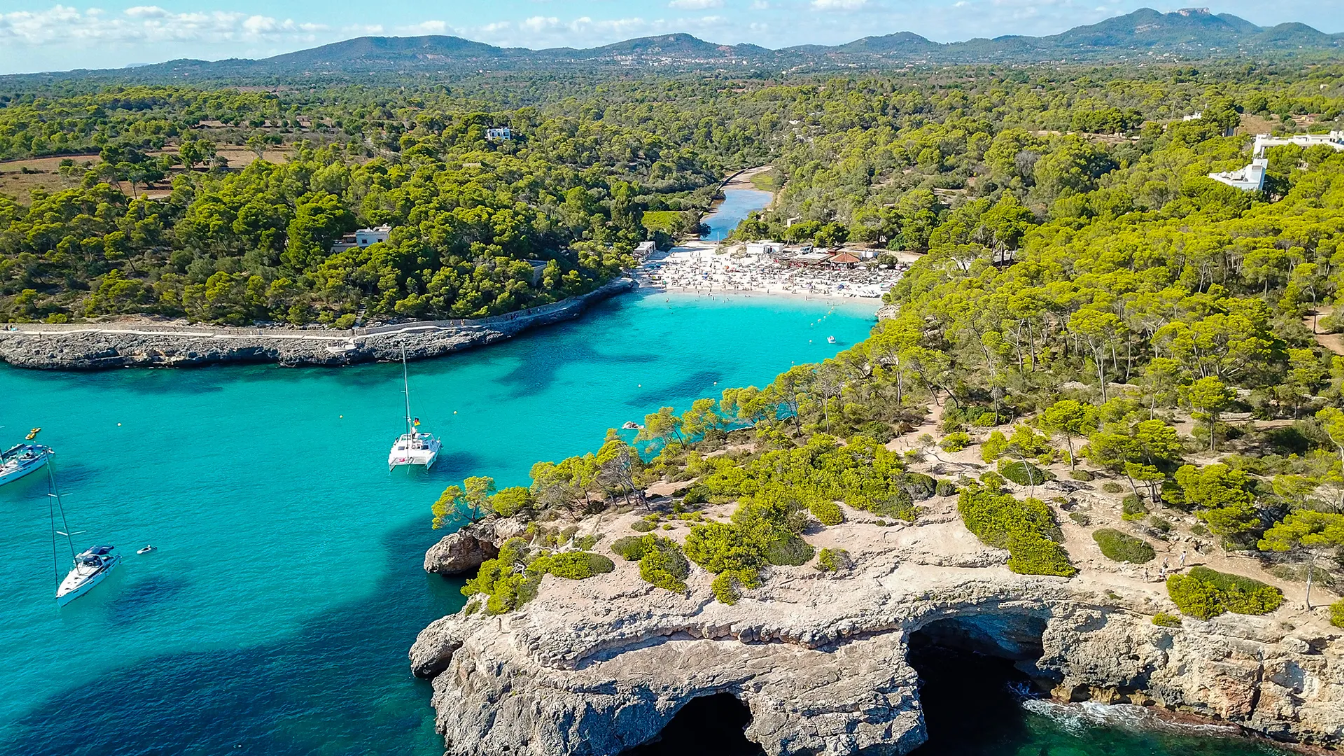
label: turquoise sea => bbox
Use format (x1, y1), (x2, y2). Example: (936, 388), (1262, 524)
(0, 291), (875, 756)
(1, 289), (1288, 756)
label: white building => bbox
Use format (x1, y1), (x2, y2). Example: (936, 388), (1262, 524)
(745, 241), (785, 256)
(635, 241), (657, 257)
(331, 225), (393, 254)
(1252, 131), (1344, 157)
(486, 127), (513, 141)
(1208, 158), (1268, 192)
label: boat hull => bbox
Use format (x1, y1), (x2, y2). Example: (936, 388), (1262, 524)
(56, 555), (120, 606)
(388, 433), (442, 471)
(0, 447), (50, 487)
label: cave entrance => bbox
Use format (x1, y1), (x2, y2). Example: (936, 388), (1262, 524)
(907, 614), (1049, 755)
(621, 693), (765, 756)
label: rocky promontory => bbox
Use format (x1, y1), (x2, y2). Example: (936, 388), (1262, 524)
(0, 277), (635, 370)
(411, 492), (1344, 756)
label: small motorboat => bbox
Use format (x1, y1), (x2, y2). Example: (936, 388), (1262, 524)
(621, 421), (644, 431)
(26, 427), (41, 440)
(137, 545), (157, 555)
(827, 336), (837, 344)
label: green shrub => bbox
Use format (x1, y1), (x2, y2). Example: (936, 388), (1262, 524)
(1152, 612), (1183, 628)
(858, 488), (916, 520)
(1331, 600), (1344, 629)
(1068, 511), (1091, 526)
(998, 460), (1054, 487)
(534, 551), (616, 580)
(1121, 494), (1149, 520)
(957, 483), (1076, 577)
(1167, 566), (1284, 620)
(575, 534), (601, 550)
(935, 479), (958, 497)
(940, 432), (972, 452)
(764, 532), (816, 566)
(1102, 481), (1124, 493)
(809, 499), (844, 525)
(815, 548), (852, 572)
(1068, 469), (1094, 482)
(638, 536), (691, 593)
(1092, 528), (1156, 564)
(461, 538), (542, 614)
(334, 313), (357, 329)
(490, 486), (532, 517)
(611, 536), (651, 561)
(682, 485), (710, 505)
(901, 472), (939, 501)
(630, 520), (656, 532)
(710, 569), (757, 605)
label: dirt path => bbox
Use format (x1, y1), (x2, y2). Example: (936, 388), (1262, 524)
(1305, 307), (1344, 355)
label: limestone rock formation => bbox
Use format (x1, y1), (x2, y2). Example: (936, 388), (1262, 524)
(0, 278), (634, 370)
(410, 510), (1344, 756)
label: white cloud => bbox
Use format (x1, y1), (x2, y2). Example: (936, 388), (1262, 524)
(0, 4), (330, 46)
(751, 0), (771, 9)
(811, 0), (868, 9)
(397, 19), (453, 35)
(668, 0), (724, 9)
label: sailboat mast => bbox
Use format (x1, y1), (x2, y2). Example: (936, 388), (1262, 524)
(402, 342), (413, 437)
(47, 462), (75, 588)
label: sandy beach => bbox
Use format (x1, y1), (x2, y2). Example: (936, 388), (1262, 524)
(637, 243), (905, 300)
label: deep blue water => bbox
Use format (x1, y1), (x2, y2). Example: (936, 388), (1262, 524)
(701, 188), (772, 241)
(0, 291), (876, 756)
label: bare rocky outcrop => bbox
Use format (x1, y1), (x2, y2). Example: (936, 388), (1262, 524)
(410, 509), (1344, 756)
(423, 518), (528, 575)
(0, 277), (634, 370)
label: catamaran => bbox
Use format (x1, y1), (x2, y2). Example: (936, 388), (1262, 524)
(388, 343), (441, 471)
(1, 443), (53, 487)
(46, 464), (120, 606)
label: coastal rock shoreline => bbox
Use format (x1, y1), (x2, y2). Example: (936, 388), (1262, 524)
(411, 509), (1344, 756)
(0, 277), (636, 371)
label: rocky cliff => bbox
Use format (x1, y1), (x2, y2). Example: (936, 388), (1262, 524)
(0, 277), (635, 370)
(410, 503), (1344, 756)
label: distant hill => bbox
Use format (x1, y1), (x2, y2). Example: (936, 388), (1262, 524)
(264, 35), (512, 68)
(9, 8), (1342, 83)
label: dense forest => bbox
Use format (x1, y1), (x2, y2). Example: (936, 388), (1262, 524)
(3, 62), (1344, 324)
(405, 62), (1344, 626)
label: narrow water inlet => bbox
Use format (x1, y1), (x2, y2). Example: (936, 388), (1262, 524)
(621, 693), (765, 756)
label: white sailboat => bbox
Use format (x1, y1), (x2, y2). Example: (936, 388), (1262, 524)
(0, 442), (53, 487)
(388, 343), (441, 471)
(47, 464), (120, 606)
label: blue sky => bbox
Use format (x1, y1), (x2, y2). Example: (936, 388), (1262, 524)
(0, 1), (1340, 75)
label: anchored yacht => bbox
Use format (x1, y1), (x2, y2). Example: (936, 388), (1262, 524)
(388, 344), (441, 471)
(45, 464), (120, 606)
(56, 545), (122, 606)
(1, 443), (52, 487)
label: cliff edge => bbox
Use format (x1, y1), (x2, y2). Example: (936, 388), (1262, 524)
(411, 494), (1344, 756)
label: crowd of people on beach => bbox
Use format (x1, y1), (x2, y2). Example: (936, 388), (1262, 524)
(639, 247), (905, 299)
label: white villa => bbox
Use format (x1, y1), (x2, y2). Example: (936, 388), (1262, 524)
(486, 127), (513, 141)
(331, 225), (393, 254)
(1207, 132), (1344, 193)
(1209, 158), (1269, 192)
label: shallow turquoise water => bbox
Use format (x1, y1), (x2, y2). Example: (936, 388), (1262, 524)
(0, 291), (876, 756)
(702, 188), (772, 241)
